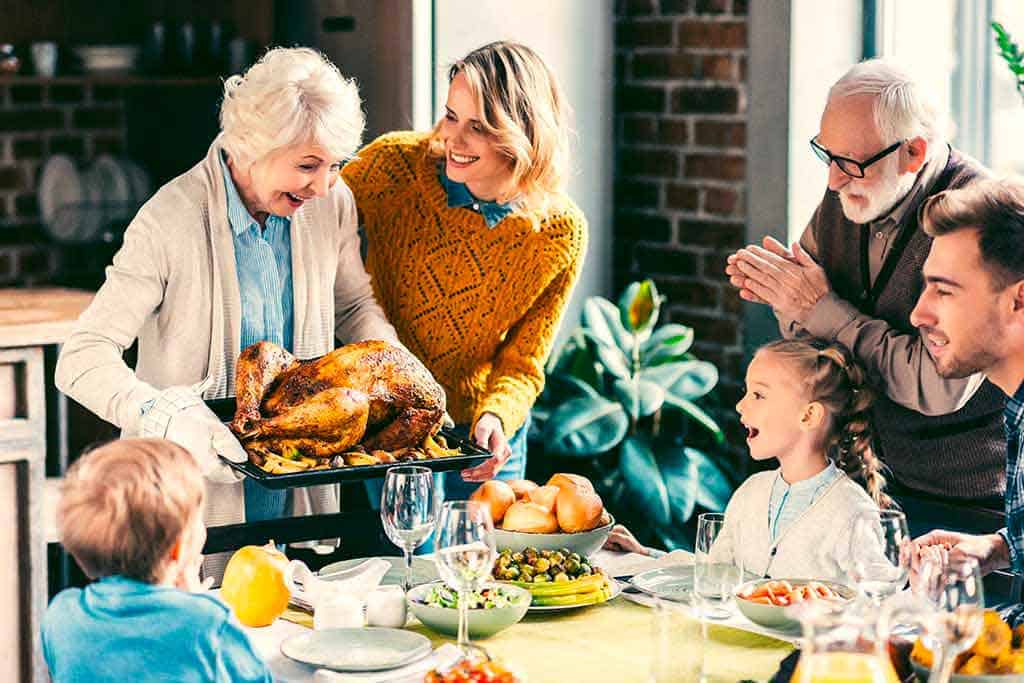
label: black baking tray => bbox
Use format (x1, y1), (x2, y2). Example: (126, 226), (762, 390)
(206, 398), (489, 489)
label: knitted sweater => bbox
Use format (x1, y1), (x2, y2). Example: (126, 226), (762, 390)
(342, 131), (588, 433)
(710, 470), (878, 583)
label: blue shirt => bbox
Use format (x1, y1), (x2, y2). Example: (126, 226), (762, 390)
(999, 381), (1024, 572)
(767, 461), (841, 542)
(42, 575), (271, 683)
(220, 152), (294, 352)
(438, 168), (514, 228)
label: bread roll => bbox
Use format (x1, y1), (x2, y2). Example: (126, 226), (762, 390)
(524, 485), (560, 512)
(555, 486), (604, 533)
(502, 501), (560, 533)
(469, 480), (515, 523)
(546, 472), (595, 495)
(507, 479), (538, 501)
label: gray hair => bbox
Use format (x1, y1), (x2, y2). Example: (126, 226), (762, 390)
(219, 47), (365, 170)
(828, 58), (946, 154)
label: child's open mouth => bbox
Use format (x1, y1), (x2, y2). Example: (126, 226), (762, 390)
(744, 424), (759, 440)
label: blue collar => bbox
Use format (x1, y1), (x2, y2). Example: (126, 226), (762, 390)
(438, 168), (514, 228)
(219, 150), (290, 236)
(776, 460), (840, 492)
(1005, 380), (1024, 434)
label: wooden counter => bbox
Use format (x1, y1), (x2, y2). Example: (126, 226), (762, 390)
(0, 288), (94, 348)
(0, 287), (92, 683)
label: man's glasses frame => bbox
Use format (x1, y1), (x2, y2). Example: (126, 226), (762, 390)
(809, 138), (903, 179)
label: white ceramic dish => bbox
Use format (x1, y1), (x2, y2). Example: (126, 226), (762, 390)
(39, 155), (83, 242)
(280, 627), (431, 672)
(493, 515), (615, 559)
(526, 576), (623, 612)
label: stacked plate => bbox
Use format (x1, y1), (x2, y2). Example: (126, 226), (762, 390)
(73, 46), (140, 74)
(39, 155), (152, 243)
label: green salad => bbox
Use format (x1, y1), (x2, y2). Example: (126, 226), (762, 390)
(421, 583), (522, 609)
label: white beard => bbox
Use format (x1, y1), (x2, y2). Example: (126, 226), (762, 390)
(838, 164), (918, 224)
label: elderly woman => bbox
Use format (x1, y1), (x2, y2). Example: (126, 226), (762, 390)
(343, 41), (588, 502)
(55, 47), (400, 570)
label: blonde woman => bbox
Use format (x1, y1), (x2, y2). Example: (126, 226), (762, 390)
(56, 47), (401, 572)
(343, 41), (588, 501)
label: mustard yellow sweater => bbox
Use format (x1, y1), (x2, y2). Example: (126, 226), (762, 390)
(342, 132), (588, 434)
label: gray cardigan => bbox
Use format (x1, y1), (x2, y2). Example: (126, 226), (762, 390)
(55, 137), (399, 535)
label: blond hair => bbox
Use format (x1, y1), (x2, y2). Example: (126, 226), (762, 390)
(58, 438), (205, 583)
(759, 339), (891, 508)
(921, 176), (1024, 289)
(428, 41), (571, 214)
(829, 58), (946, 158)
(220, 46), (365, 170)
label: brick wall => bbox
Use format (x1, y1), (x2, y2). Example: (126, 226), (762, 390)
(0, 79), (128, 285)
(614, 0), (748, 422)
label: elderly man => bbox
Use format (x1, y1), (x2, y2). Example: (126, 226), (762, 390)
(909, 178), (1024, 617)
(726, 59), (1004, 506)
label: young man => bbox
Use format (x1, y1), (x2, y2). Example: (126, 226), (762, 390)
(909, 178), (1024, 611)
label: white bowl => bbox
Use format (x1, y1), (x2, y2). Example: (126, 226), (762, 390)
(406, 582), (531, 638)
(733, 578), (855, 631)
(492, 515), (615, 558)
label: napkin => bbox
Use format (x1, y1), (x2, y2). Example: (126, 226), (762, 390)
(312, 643), (462, 683)
(289, 558), (391, 612)
(592, 548), (693, 579)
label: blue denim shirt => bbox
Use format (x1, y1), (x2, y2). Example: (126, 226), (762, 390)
(42, 575), (271, 682)
(438, 169), (514, 228)
(220, 152), (294, 352)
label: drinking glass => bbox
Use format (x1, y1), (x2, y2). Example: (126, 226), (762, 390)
(848, 509), (912, 603)
(649, 596), (703, 682)
(435, 500), (497, 654)
(918, 555), (985, 683)
(694, 512), (742, 620)
(381, 465), (437, 592)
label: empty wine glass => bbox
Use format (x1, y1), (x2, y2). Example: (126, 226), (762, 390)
(694, 512), (743, 620)
(848, 509), (912, 604)
(435, 500), (497, 655)
(381, 465), (437, 592)
(918, 555), (985, 683)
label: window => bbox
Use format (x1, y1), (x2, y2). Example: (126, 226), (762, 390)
(870, 0), (1024, 175)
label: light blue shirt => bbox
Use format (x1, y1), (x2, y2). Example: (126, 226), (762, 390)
(220, 152), (294, 352)
(42, 575), (271, 683)
(438, 168), (514, 228)
(767, 461), (841, 542)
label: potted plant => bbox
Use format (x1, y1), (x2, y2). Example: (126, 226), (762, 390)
(993, 21), (1023, 102)
(531, 279), (737, 550)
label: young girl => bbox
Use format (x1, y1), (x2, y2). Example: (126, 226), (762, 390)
(607, 339), (890, 582)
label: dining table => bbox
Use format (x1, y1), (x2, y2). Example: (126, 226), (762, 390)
(235, 549), (796, 683)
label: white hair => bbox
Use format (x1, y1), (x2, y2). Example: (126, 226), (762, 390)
(219, 47), (365, 170)
(828, 58), (947, 154)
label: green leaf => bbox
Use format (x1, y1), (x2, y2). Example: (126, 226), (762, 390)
(640, 360), (719, 401)
(544, 395), (628, 456)
(688, 448), (733, 511)
(662, 394), (725, 443)
(551, 374), (601, 400)
(617, 280), (662, 339)
(589, 338), (631, 380)
(641, 323), (695, 366)
(582, 296), (635, 354)
(654, 442), (697, 524)
(612, 378), (666, 419)
(620, 436), (671, 527)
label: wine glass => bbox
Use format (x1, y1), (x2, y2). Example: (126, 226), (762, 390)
(381, 465), (437, 592)
(434, 500), (497, 655)
(848, 509), (912, 604)
(918, 555), (985, 683)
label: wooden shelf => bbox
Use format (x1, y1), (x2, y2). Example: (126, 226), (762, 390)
(0, 74), (222, 86)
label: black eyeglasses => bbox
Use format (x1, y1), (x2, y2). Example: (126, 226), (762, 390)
(809, 138), (903, 178)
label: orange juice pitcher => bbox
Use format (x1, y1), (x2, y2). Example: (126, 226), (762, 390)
(790, 602), (901, 683)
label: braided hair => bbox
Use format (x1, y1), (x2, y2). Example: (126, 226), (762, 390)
(760, 339), (892, 509)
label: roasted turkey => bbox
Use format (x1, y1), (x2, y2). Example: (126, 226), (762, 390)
(229, 340), (445, 457)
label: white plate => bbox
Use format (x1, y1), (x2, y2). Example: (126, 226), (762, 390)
(92, 155), (131, 204)
(77, 164), (104, 242)
(527, 576), (623, 612)
(318, 556), (440, 588)
(629, 565), (759, 603)
(39, 155), (83, 242)
(280, 627), (432, 672)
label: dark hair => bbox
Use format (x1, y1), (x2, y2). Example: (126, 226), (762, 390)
(759, 339), (892, 508)
(920, 176), (1024, 289)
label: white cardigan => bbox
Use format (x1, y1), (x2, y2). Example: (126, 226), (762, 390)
(710, 469), (879, 583)
(55, 137), (399, 537)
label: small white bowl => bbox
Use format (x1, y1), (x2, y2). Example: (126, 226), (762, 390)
(492, 515), (615, 559)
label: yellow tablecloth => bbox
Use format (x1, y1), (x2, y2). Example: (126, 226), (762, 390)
(283, 597), (793, 682)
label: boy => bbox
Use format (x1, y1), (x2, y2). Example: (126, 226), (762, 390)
(42, 438), (271, 682)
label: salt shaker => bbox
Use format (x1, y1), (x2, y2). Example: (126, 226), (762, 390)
(313, 592), (364, 630)
(365, 586), (408, 628)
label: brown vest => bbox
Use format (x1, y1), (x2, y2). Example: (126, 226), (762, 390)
(814, 148), (1005, 500)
